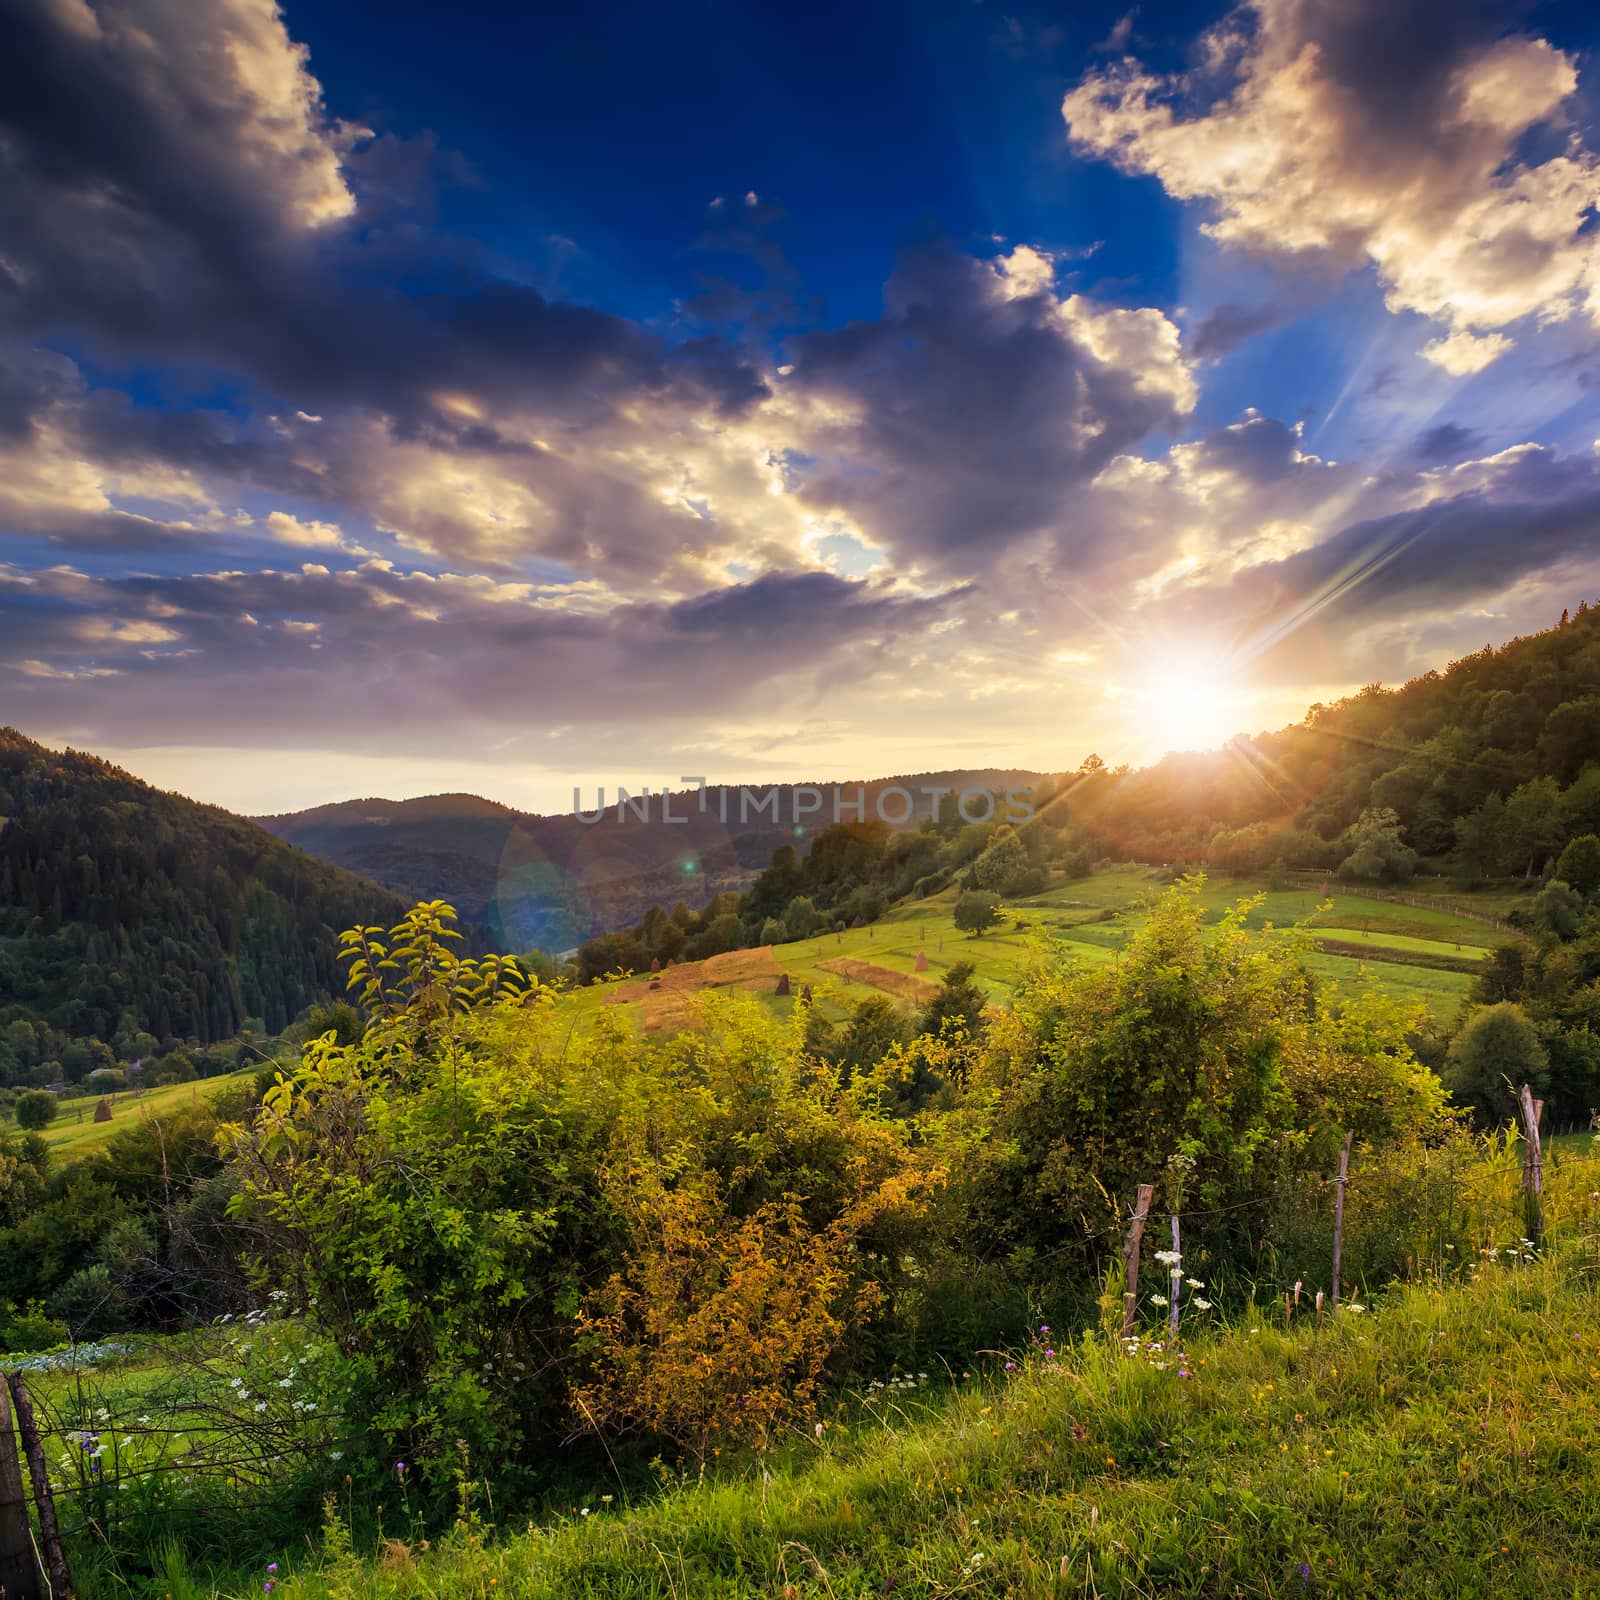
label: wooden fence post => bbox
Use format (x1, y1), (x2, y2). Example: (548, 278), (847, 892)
(1168, 1214), (1181, 1343)
(1121, 1183), (1153, 1339)
(0, 1378), (41, 1600)
(1517, 1084), (1545, 1249)
(5, 1376), (70, 1600)
(1331, 1130), (1353, 1312)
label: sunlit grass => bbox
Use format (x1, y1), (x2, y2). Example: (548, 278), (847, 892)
(195, 1237), (1600, 1599)
(33, 1069), (259, 1162)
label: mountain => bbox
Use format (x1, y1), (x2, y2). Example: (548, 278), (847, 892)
(0, 727), (407, 1071)
(256, 771), (1045, 954)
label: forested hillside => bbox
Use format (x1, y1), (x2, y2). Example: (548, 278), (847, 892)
(1048, 601), (1600, 872)
(0, 728), (405, 1083)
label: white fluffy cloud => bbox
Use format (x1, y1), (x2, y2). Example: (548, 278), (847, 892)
(1063, 0), (1600, 368)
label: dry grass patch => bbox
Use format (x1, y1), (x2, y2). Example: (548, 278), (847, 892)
(815, 956), (939, 1003)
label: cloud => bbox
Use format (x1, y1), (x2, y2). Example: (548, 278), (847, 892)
(0, 562), (963, 756)
(0, 0), (767, 434)
(780, 244), (1196, 571)
(1154, 440), (1600, 668)
(1063, 0), (1600, 367)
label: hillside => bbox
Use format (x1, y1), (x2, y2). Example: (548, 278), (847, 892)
(256, 771), (1044, 953)
(0, 727), (406, 1080)
(205, 1238), (1600, 1598)
(1049, 600), (1600, 869)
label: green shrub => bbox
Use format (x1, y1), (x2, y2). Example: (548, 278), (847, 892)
(15, 1088), (57, 1129)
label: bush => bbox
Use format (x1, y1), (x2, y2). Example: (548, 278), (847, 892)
(1445, 1002), (1549, 1126)
(965, 880), (1439, 1280)
(227, 904), (939, 1487)
(15, 1089), (57, 1130)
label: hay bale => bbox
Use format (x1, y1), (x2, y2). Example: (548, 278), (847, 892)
(775, 972), (791, 996)
(94, 1097), (113, 1123)
(914, 950), (929, 972)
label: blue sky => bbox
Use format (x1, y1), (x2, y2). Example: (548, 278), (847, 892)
(3, 0), (1600, 811)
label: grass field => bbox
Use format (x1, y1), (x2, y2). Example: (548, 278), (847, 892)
(32, 1069), (258, 1162)
(188, 1229), (1600, 1600)
(561, 867), (1507, 1036)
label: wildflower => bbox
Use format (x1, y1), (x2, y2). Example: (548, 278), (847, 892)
(1149, 1294), (1168, 1307)
(1346, 1303), (1366, 1314)
(1184, 1277), (1204, 1289)
(1040, 1325), (1050, 1335)
(1154, 1250), (1181, 1266)
(1004, 1361), (1016, 1371)
(1192, 1297), (1213, 1311)
(580, 1507), (590, 1517)
(1045, 1348), (1056, 1359)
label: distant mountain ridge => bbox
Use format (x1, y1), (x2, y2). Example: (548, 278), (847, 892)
(255, 771), (1046, 953)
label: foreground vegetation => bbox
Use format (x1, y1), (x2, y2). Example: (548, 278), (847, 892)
(191, 1236), (1600, 1600)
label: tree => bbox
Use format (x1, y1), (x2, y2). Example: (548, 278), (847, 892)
(954, 890), (1004, 936)
(1335, 807), (1418, 885)
(1554, 834), (1600, 899)
(970, 831), (1027, 893)
(1539, 696), (1600, 784)
(919, 961), (989, 1041)
(14, 1090), (57, 1130)
(1444, 1003), (1549, 1126)
(1456, 793), (1511, 876)
(1504, 777), (1564, 878)
(834, 996), (911, 1084)
(783, 895), (823, 941)
(1532, 880), (1584, 940)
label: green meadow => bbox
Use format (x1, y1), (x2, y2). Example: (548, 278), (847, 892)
(36, 1069), (260, 1163)
(565, 866), (1502, 1033)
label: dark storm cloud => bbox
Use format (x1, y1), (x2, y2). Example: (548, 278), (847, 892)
(782, 244), (1195, 569)
(0, 0), (766, 431)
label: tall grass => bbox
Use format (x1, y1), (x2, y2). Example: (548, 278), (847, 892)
(158, 1226), (1600, 1600)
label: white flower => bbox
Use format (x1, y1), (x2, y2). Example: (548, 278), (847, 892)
(1184, 1278), (1204, 1289)
(1153, 1250), (1181, 1266)
(1346, 1303), (1366, 1314)
(1149, 1294), (1168, 1307)
(1192, 1297), (1213, 1311)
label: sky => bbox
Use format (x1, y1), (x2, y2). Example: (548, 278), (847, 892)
(4, 0), (1600, 815)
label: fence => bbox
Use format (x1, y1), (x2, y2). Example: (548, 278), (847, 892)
(1277, 869), (1519, 932)
(4, 1090), (1589, 1587)
(0, 1371), (70, 1600)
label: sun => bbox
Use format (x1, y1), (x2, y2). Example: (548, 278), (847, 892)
(1128, 654), (1247, 760)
